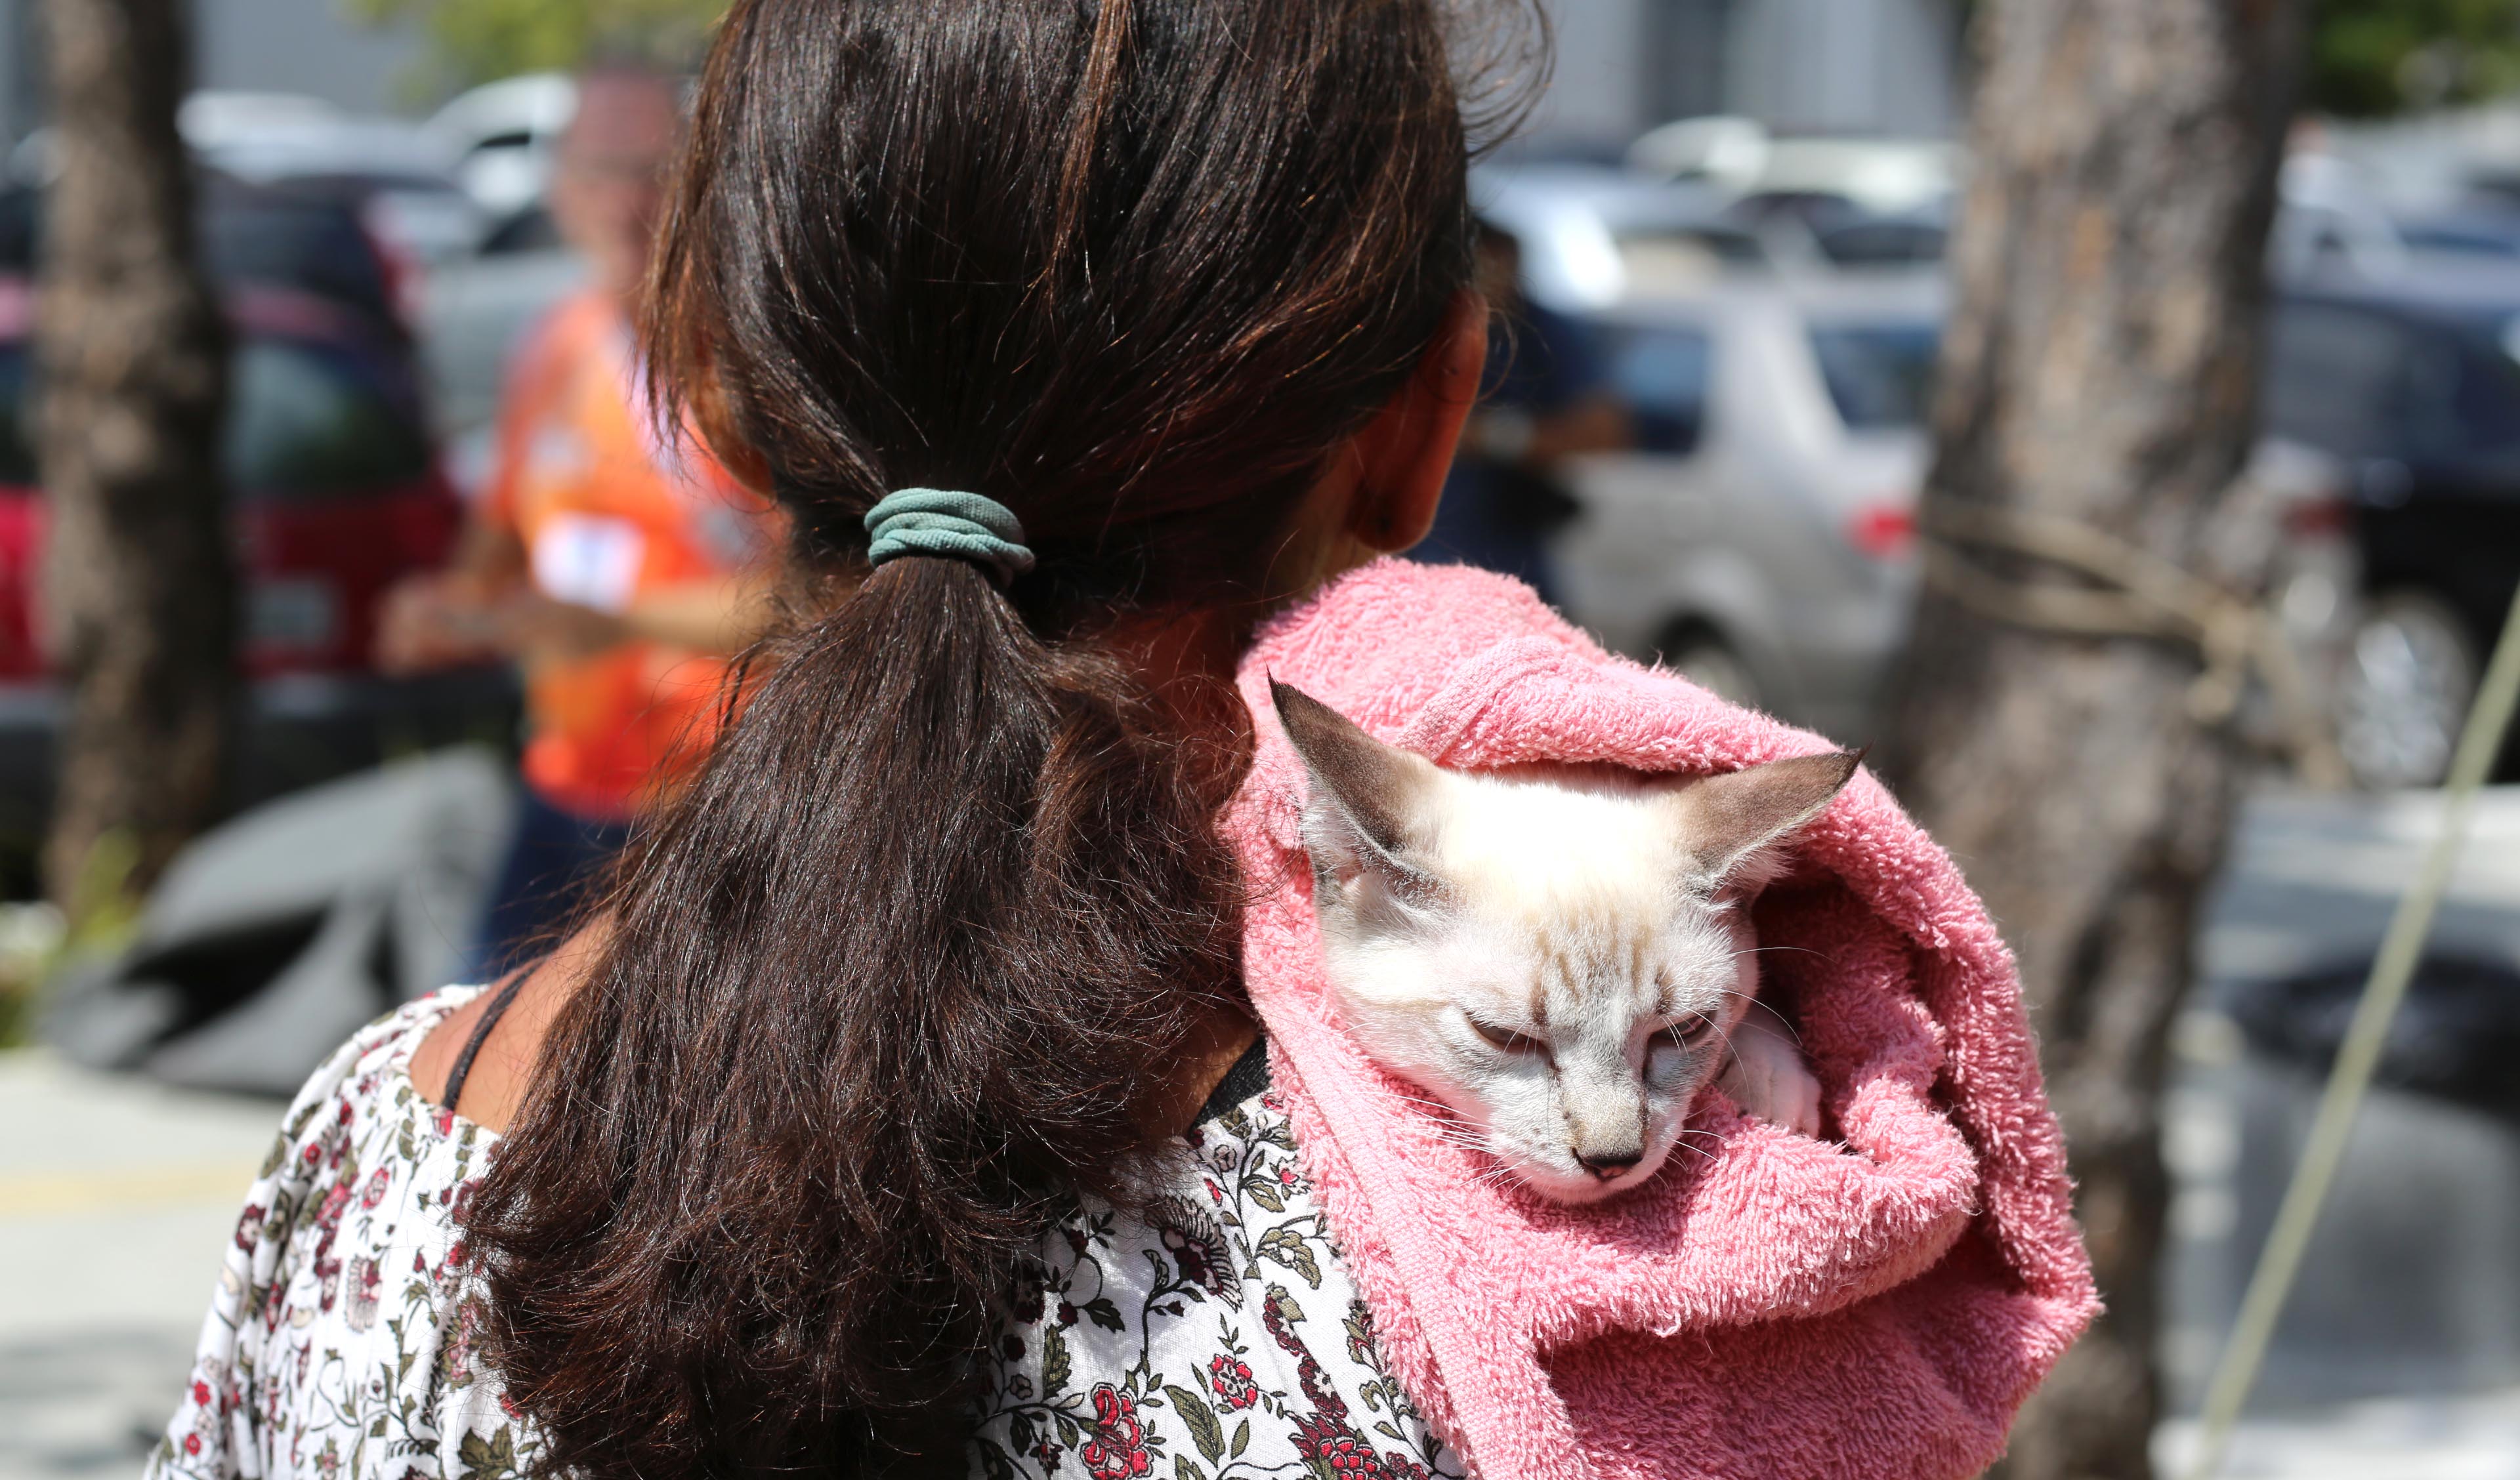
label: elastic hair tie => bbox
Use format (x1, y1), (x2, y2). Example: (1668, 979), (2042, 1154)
(862, 488), (1037, 588)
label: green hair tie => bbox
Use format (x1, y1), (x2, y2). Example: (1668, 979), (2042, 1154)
(862, 488), (1036, 588)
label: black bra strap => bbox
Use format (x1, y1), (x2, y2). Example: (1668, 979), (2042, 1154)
(1194, 1034), (1272, 1126)
(442, 974), (530, 1117)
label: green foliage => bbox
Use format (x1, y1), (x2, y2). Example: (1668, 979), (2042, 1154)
(2309, 0), (2520, 117)
(0, 844), (104, 1048)
(345, 0), (728, 91)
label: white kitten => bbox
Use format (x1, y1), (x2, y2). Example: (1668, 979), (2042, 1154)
(1272, 682), (1853, 1205)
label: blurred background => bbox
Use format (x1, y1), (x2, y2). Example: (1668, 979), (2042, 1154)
(5, 1), (2520, 1477)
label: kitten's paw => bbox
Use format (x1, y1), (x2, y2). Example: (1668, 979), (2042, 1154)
(1718, 1017), (1824, 1138)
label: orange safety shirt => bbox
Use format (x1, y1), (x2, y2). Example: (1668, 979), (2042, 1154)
(480, 291), (774, 821)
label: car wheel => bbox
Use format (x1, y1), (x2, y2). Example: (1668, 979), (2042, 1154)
(1664, 630), (1765, 710)
(2335, 591), (2479, 790)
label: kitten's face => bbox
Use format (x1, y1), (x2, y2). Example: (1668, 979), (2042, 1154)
(1324, 860), (1764, 1204)
(1272, 683), (1855, 1204)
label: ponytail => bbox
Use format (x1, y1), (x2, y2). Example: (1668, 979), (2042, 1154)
(470, 554), (1242, 1471)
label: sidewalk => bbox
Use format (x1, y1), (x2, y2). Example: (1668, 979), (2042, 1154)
(0, 1049), (276, 1480)
(2155, 1389), (2520, 1478)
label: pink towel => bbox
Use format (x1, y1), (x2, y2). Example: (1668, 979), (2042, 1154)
(1225, 560), (2097, 1479)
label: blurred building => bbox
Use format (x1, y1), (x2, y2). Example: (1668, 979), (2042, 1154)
(1533, 0), (1964, 149)
(0, 0), (426, 139)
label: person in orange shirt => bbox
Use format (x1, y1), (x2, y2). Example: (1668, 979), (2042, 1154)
(379, 65), (778, 974)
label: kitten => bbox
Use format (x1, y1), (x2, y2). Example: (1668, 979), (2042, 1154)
(1272, 681), (1855, 1205)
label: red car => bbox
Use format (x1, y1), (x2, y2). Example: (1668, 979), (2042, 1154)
(0, 274), (514, 855)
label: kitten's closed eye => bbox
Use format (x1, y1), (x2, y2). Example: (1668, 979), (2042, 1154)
(1467, 1018), (1546, 1055)
(1653, 1018), (1720, 1052)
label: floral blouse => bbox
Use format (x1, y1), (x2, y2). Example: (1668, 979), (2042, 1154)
(148, 987), (1463, 1480)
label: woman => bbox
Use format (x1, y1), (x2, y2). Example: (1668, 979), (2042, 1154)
(152, 0), (1515, 1475)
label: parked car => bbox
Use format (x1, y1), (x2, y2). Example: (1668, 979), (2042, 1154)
(423, 72), (579, 222)
(1548, 275), (2365, 764)
(1549, 274), (1942, 743)
(0, 173), (407, 339)
(2267, 150), (2520, 308)
(2393, 207), (2520, 267)
(1624, 119), (1955, 271)
(2261, 282), (2520, 786)
(176, 91), (488, 272)
(1625, 117), (1959, 220)
(1469, 163), (1760, 312)
(11, 93), (485, 323)
(0, 262), (515, 863)
(1471, 157), (1951, 321)
(417, 202), (585, 450)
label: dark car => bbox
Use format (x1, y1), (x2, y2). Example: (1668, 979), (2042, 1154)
(0, 192), (514, 875)
(2262, 285), (2520, 787)
(0, 174), (406, 335)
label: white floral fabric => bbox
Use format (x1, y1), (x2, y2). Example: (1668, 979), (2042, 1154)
(148, 987), (1461, 1480)
(146, 986), (526, 1480)
(971, 1092), (1462, 1480)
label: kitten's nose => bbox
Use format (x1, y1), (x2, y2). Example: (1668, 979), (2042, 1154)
(1577, 1149), (1643, 1180)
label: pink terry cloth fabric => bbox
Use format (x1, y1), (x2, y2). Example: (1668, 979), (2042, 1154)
(1226, 559), (2098, 1480)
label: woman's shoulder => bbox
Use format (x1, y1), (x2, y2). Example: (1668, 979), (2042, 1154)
(406, 930), (602, 1136)
(332, 987), (488, 1103)
(268, 986), (494, 1170)
(227, 985), (492, 1202)
(144, 984), (535, 1480)
(971, 1086), (1463, 1480)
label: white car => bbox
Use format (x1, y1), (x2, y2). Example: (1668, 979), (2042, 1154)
(1471, 158), (1948, 319)
(177, 92), (488, 268)
(1550, 274), (2361, 760)
(1470, 163), (1773, 312)
(423, 73), (580, 222)
(1550, 274), (1941, 743)
(418, 209), (587, 452)
(1625, 116), (1958, 218)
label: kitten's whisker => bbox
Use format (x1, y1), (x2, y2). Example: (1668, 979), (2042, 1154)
(1387, 1090), (1509, 1161)
(1681, 1007), (1758, 1058)
(1727, 944), (1827, 960)
(1712, 985), (1806, 1044)
(1387, 1087), (1473, 1123)
(1414, 1116), (1498, 1151)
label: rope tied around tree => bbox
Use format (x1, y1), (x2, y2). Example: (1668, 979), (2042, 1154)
(1917, 500), (2351, 789)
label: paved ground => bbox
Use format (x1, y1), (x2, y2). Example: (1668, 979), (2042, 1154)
(2154, 1389), (2520, 1479)
(1, 1052), (278, 1480)
(2164, 787), (2520, 1421)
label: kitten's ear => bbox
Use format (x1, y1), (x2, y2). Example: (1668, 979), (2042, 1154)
(1667, 749), (1862, 892)
(1270, 680), (1448, 907)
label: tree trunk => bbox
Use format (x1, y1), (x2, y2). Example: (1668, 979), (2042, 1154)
(36, 0), (234, 910)
(1878, 3), (2305, 1477)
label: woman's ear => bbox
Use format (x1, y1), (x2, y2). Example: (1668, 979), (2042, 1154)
(1347, 290), (1487, 554)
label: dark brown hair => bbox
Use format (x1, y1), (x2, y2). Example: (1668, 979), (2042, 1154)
(465, 1), (1528, 1474)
